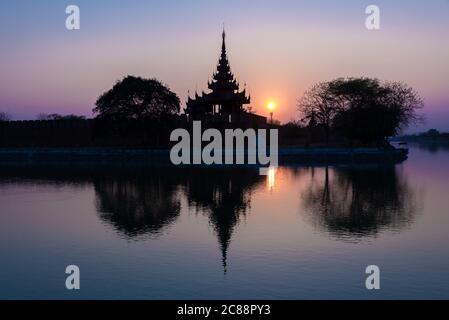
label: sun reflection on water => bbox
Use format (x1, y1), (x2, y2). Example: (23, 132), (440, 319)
(267, 166), (277, 191)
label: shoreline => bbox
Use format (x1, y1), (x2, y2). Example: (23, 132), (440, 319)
(0, 147), (408, 165)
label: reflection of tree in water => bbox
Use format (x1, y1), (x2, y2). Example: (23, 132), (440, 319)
(93, 165), (264, 271)
(182, 168), (264, 272)
(94, 167), (182, 238)
(302, 165), (419, 240)
(414, 142), (449, 154)
(0, 163), (263, 271)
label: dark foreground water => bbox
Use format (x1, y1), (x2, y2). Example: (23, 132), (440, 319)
(0, 145), (448, 299)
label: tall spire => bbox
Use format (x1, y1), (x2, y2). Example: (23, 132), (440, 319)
(222, 26), (226, 53)
(206, 28), (239, 93)
(185, 27), (252, 119)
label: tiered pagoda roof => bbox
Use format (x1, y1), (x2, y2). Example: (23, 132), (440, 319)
(186, 30), (251, 116)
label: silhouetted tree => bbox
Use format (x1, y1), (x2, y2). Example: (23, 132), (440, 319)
(298, 82), (341, 144)
(420, 129), (440, 139)
(298, 78), (424, 146)
(332, 78), (423, 145)
(37, 113), (86, 120)
(94, 76), (180, 121)
(0, 112), (10, 122)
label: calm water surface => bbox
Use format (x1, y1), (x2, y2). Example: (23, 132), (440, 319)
(1, 145), (449, 299)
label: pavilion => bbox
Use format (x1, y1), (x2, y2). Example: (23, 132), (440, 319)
(185, 30), (267, 128)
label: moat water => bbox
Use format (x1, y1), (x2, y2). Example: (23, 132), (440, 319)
(1, 144), (448, 299)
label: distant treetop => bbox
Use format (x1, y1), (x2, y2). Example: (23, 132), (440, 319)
(0, 112), (11, 122)
(37, 113), (86, 121)
(94, 76), (180, 121)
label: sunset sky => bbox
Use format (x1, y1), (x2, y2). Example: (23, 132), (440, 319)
(1, 0), (448, 131)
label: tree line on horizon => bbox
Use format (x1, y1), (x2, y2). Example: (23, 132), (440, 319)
(0, 112), (10, 122)
(399, 129), (449, 142)
(0, 75), (424, 147)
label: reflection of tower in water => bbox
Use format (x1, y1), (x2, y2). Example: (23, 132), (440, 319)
(183, 167), (265, 273)
(93, 166), (265, 273)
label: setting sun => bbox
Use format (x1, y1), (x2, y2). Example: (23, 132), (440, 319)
(267, 101), (276, 111)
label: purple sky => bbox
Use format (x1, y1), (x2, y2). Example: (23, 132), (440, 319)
(0, 0), (448, 132)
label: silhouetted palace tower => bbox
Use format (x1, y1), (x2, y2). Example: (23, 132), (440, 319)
(185, 30), (266, 127)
